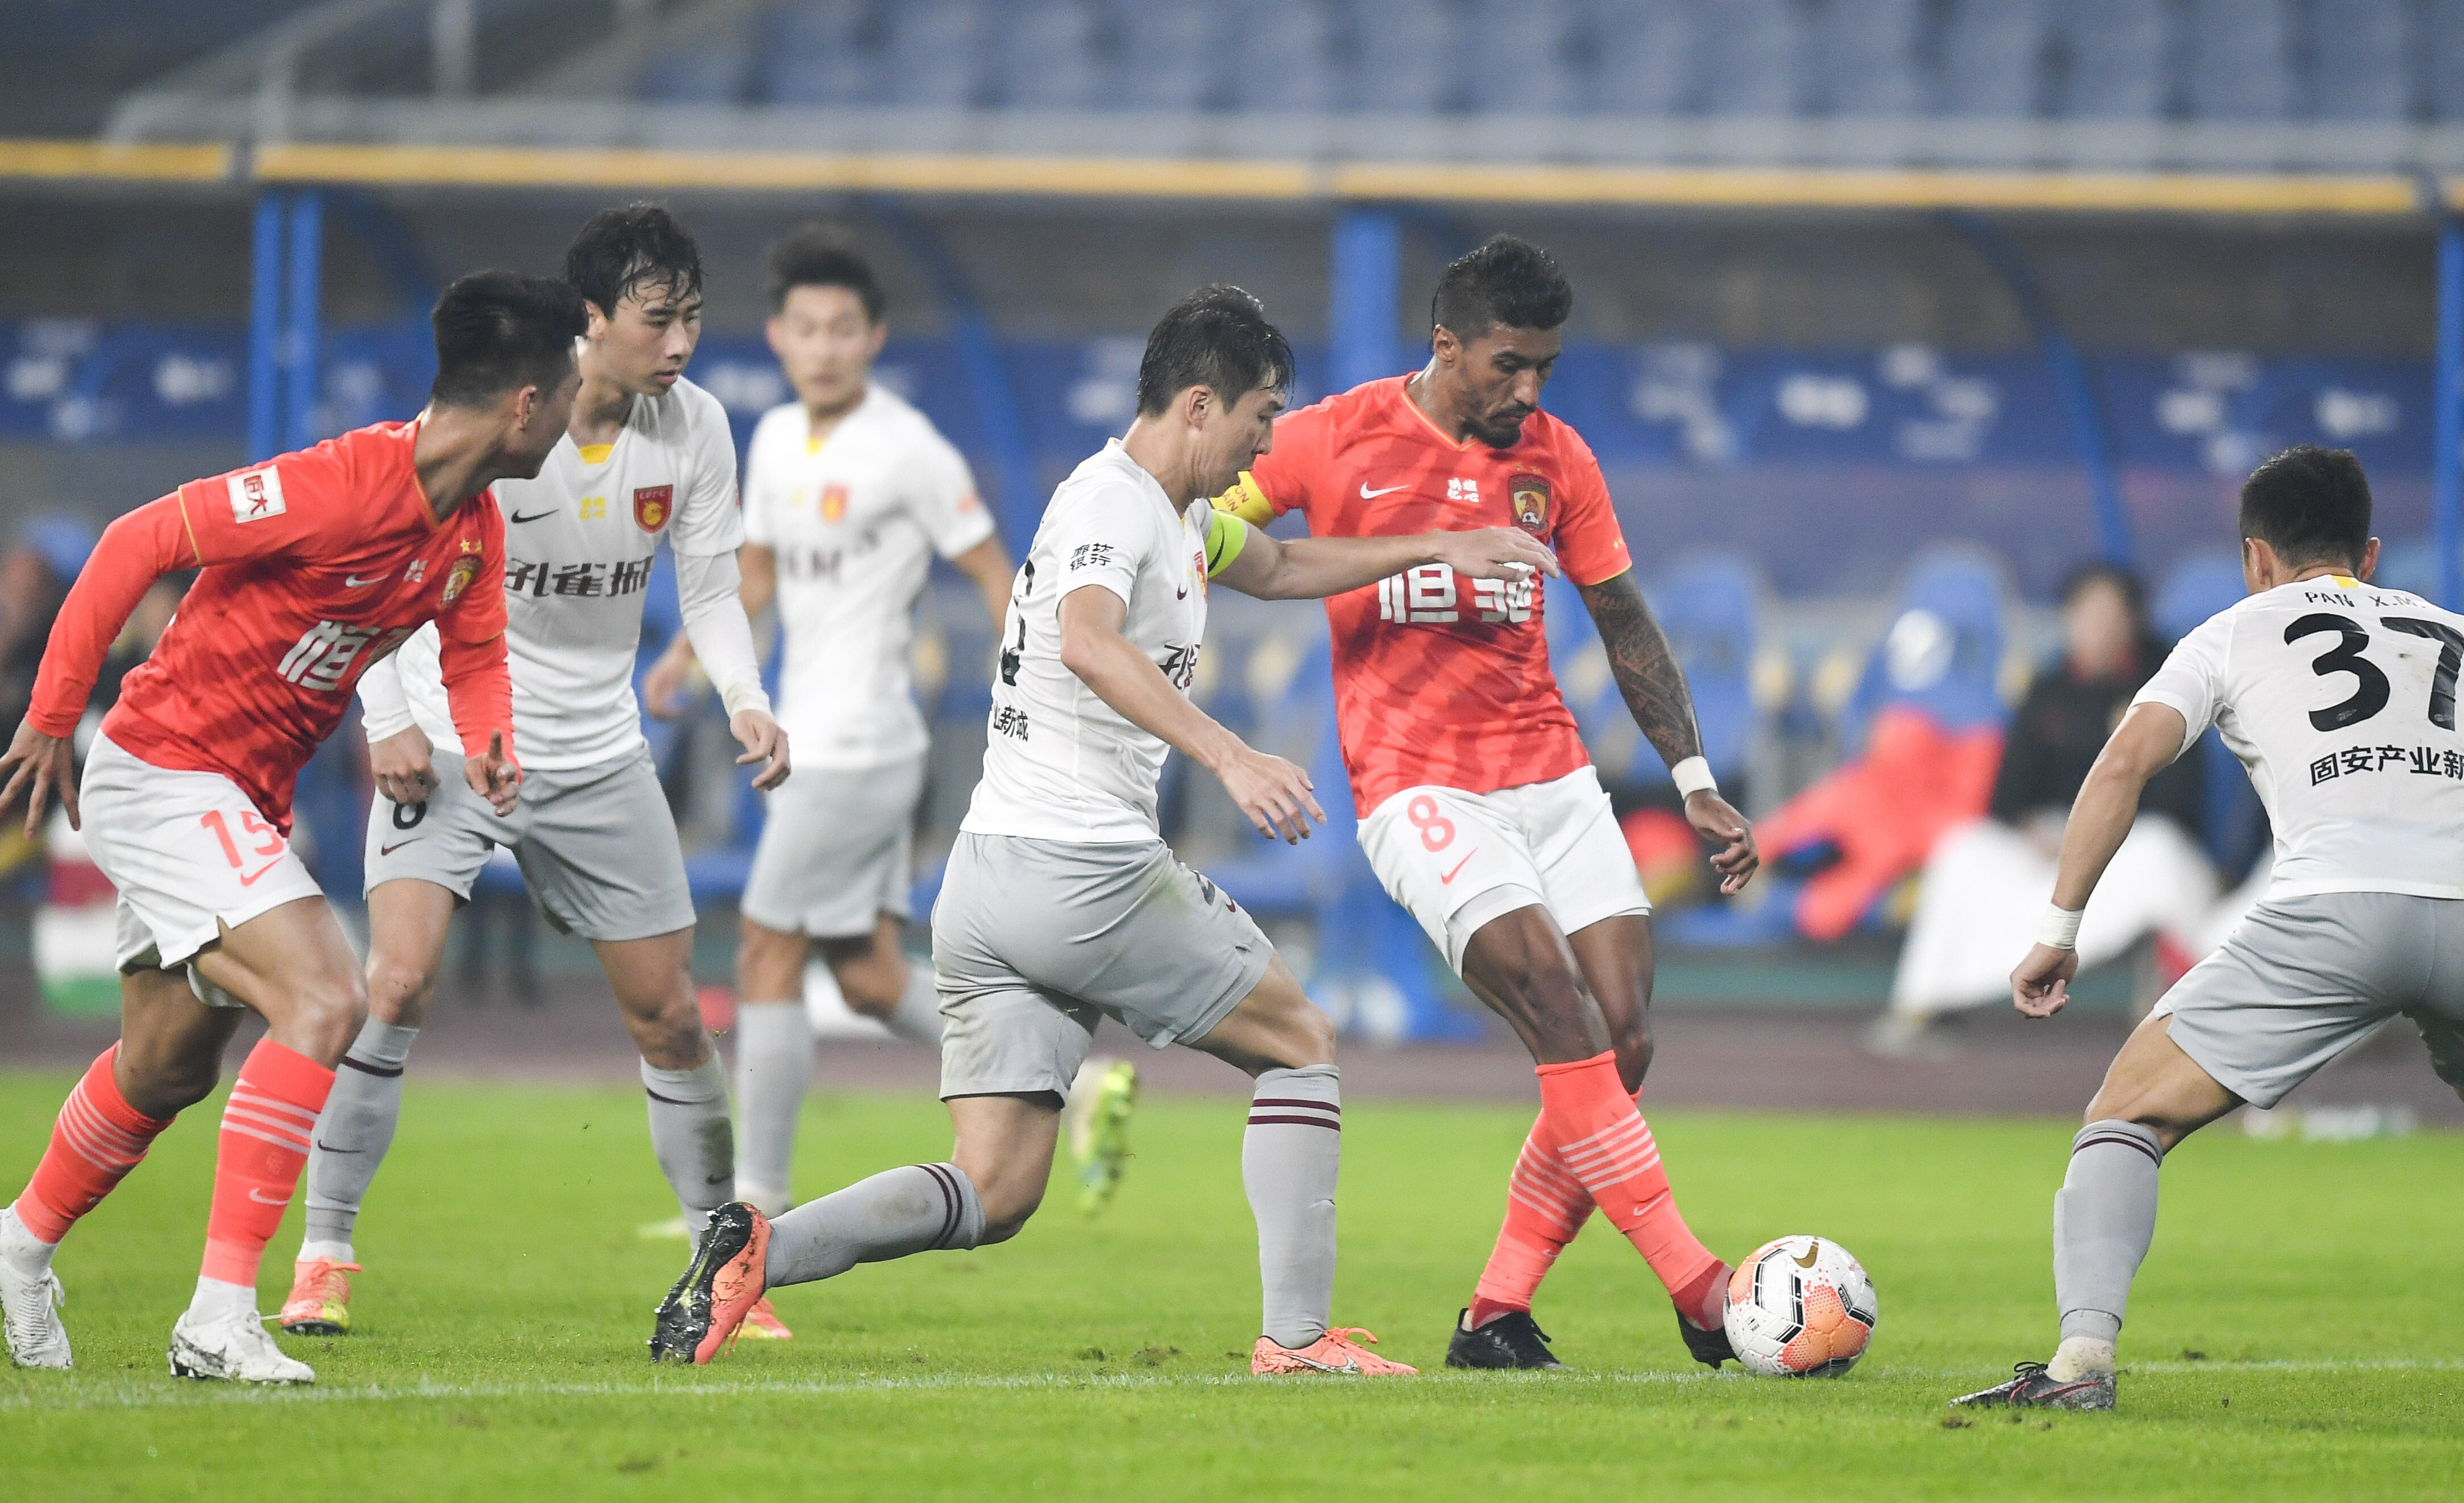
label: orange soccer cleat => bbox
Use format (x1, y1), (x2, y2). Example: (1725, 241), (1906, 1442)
(648, 1202), (770, 1365)
(1250, 1327), (1418, 1376)
(278, 1257), (360, 1337)
(737, 1296), (794, 1341)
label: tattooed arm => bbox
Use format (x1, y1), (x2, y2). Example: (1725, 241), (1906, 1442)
(1578, 568), (1760, 893)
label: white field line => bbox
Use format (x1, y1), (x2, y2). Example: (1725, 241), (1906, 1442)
(5, 1357), (2461, 1415)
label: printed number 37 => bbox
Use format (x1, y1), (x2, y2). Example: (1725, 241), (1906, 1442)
(2288, 612), (2464, 731)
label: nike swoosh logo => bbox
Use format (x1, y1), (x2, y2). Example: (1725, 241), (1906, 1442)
(379, 839), (422, 856)
(1359, 483), (1411, 499)
(246, 1188), (291, 1206)
(704, 1173), (731, 1186)
(1793, 1239), (1822, 1269)
(508, 509), (559, 524)
(237, 860), (286, 887)
(1176, 586), (1188, 599)
(344, 573), (388, 587)
(1439, 850), (1477, 885)
(314, 1143), (363, 1155)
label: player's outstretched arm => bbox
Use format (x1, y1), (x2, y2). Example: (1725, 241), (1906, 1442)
(2010, 701), (2188, 1019)
(1214, 520), (1557, 602)
(1580, 569), (1758, 893)
(674, 549), (789, 790)
(644, 543), (779, 720)
(1055, 584), (1322, 843)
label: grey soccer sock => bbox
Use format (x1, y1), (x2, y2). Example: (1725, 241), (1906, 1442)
(732, 1001), (811, 1215)
(762, 1162), (984, 1288)
(642, 1054), (735, 1234)
(880, 965), (947, 1047)
(301, 1019), (420, 1255)
(1243, 1064), (1342, 1350)
(2052, 1119), (2164, 1346)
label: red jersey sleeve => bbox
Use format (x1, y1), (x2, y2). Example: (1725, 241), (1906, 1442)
(23, 495), (194, 736)
(434, 501), (516, 766)
(1549, 429), (1633, 587)
(174, 443), (351, 568)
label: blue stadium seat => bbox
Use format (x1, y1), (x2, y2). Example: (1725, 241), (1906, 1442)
(1936, 0), (2048, 117)
(2427, 0), (2464, 121)
(2183, 0), (2295, 122)
(1642, 553), (1763, 787)
(2153, 549), (2267, 875)
(1840, 547), (2011, 751)
(1350, 0), (1465, 114)
(758, 0), (878, 108)
(992, 0), (1106, 111)
(2307, 0), (2411, 121)
(2051, 0), (2171, 119)
(1695, 0), (1808, 117)
(877, 0), (985, 109)
(1587, 0), (1696, 115)
(1229, 0), (1341, 115)
(1812, 0), (1925, 117)
(1112, 0), (1216, 111)
(1462, 0), (1583, 116)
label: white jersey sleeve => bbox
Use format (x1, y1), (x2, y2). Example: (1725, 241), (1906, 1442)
(740, 406), (795, 550)
(2136, 575), (2464, 902)
(902, 426), (995, 560)
(667, 383), (745, 558)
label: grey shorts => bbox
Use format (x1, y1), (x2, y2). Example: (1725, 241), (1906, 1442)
(364, 746), (695, 943)
(2152, 891), (2464, 1109)
(930, 832), (1276, 1101)
(740, 754), (922, 940)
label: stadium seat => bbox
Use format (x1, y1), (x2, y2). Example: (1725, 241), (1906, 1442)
(2153, 549), (2268, 876)
(1812, 0), (1926, 117)
(877, 0), (986, 110)
(1112, 0), (1217, 111)
(758, 0), (878, 108)
(2182, 0), (2295, 122)
(1935, 0), (2048, 117)
(1587, 0), (1696, 116)
(1229, 0), (1342, 114)
(1461, 0), (1582, 117)
(2427, 0), (2464, 121)
(2305, 0), (2411, 121)
(1839, 546), (2011, 752)
(1556, 554), (1763, 791)
(2051, 0), (2171, 120)
(991, 0), (1106, 111)
(1695, 0), (1808, 117)
(1350, 0), (1466, 114)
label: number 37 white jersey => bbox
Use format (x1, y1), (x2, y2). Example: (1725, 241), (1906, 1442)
(2137, 574), (2464, 901)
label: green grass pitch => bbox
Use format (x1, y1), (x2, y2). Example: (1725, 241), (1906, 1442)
(3, 1069), (2461, 1500)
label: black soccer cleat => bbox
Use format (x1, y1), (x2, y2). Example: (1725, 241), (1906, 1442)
(1949, 1361), (2116, 1411)
(648, 1201), (769, 1366)
(1445, 1308), (1566, 1370)
(1675, 1307), (1735, 1369)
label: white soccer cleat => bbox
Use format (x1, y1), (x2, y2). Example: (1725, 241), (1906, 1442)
(168, 1305), (315, 1384)
(1, 1260), (72, 1369)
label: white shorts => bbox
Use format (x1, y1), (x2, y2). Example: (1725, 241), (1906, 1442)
(1357, 765), (1650, 973)
(81, 733), (325, 1004)
(741, 754), (923, 941)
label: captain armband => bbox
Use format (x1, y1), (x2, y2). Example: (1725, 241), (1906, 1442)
(1213, 471), (1277, 529)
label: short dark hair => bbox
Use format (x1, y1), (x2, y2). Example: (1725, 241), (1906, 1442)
(1432, 234), (1573, 342)
(429, 271), (588, 408)
(765, 224), (885, 321)
(1134, 285), (1293, 417)
(562, 202), (703, 317)
(2058, 560), (2146, 622)
(2239, 445), (2373, 570)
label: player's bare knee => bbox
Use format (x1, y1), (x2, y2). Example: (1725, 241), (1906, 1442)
(115, 1038), (221, 1117)
(831, 960), (903, 1019)
(1613, 1024), (1655, 1094)
(1284, 1002), (1338, 1068)
(364, 951), (440, 1024)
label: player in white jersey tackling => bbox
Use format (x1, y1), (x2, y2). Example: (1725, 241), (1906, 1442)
(646, 286), (1555, 1373)
(643, 230), (1025, 1219)
(1954, 446), (2464, 1411)
(277, 206), (792, 1340)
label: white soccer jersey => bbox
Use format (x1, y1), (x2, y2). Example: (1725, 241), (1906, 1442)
(744, 384), (993, 770)
(2137, 572), (2464, 901)
(364, 376), (742, 771)
(962, 441), (1239, 844)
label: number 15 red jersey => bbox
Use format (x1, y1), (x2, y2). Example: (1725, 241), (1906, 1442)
(1218, 376), (1633, 816)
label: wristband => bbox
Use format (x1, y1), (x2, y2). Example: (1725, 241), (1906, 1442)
(2036, 904), (2085, 950)
(1670, 755), (1718, 798)
(719, 679), (773, 719)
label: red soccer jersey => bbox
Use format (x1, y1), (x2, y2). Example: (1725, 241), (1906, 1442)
(1228, 376), (1633, 816)
(29, 420), (512, 829)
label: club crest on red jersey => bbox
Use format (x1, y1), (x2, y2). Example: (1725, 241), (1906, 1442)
(227, 467), (286, 524)
(441, 539), (483, 605)
(633, 484), (674, 533)
(1509, 474), (1550, 536)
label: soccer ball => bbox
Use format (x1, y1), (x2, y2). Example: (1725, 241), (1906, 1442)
(1721, 1235), (1878, 1377)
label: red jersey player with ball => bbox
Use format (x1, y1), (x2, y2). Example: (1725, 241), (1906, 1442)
(0, 272), (585, 1384)
(1217, 236), (1760, 1370)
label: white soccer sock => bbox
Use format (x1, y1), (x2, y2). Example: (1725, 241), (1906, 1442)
(2047, 1335), (2117, 1381)
(762, 1162), (985, 1287)
(642, 1054), (735, 1234)
(733, 1000), (811, 1216)
(880, 966), (946, 1047)
(2052, 1119), (2162, 1352)
(301, 1018), (420, 1261)
(298, 1239), (353, 1266)
(1244, 1065), (1342, 1350)
(1, 1203), (57, 1274)
(189, 1275), (256, 1320)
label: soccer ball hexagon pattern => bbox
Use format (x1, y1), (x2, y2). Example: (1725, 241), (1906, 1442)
(1722, 1235), (1879, 1378)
